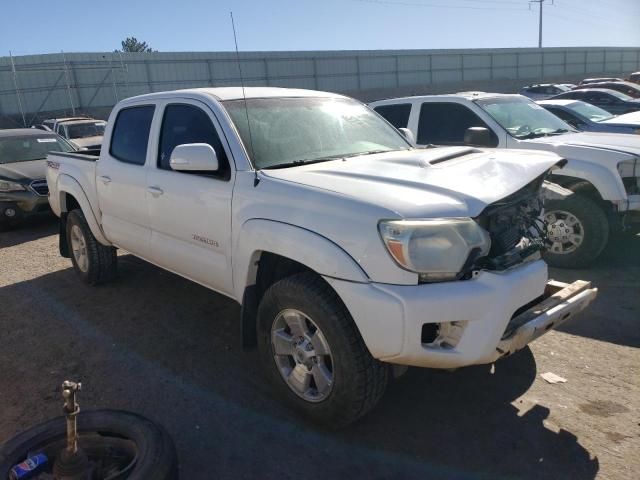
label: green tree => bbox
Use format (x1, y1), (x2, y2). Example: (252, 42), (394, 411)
(119, 37), (154, 53)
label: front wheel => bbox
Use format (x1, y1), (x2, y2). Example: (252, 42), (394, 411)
(543, 194), (609, 269)
(257, 272), (388, 428)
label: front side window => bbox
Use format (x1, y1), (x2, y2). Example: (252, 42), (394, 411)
(158, 104), (229, 178)
(417, 102), (498, 146)
(476, 97), (576, 139)
(223, 97), (410, 169)
(374, 104), (412, 129)
(0, 135), (74, 164)
(110, 106), (155, 165)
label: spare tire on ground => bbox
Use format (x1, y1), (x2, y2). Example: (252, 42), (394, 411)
(0, 409), (178, 479)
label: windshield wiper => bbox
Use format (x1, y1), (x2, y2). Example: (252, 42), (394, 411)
(263, 149), (405, 169)
(519, 128), (570, 139)
(262, 157), (342, 170)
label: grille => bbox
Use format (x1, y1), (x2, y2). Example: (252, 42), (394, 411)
(30, 179), (49, 196)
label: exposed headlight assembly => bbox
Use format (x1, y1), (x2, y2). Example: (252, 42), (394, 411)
(0, 180), (26, 192)
(378, 218), (491, 282)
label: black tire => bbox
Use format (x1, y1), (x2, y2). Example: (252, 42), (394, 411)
(257, 272), (388, 428)
(66, 209), (117, 285)
(0, 409), (178, 480)
(543, 193), (609, 269)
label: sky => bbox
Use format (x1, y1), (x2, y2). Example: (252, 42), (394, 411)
(1, 0), (639, 56)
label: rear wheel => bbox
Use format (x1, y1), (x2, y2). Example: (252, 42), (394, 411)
(257, 272), (388, 428)
(66, 209), (117, 285)
(543, 194), (609, 268)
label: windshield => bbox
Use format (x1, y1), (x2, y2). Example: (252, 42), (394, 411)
(223, 97), (410, 169)
(66, 122), (106, 139)
(566, 102), (614, 122)
(0, 135), (74, 164)
(476, 97), (576, 139)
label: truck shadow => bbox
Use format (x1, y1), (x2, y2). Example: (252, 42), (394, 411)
(550, 232), (640, 348)
(0, 254), (598, 479)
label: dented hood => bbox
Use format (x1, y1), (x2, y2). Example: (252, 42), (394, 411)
(262, 147), (561, 218)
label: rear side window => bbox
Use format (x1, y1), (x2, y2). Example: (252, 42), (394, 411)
(110, 106), (155, 165)
(157, 104), (230, 179)
(417, 102), (498, 146)
(374, 104), (412, 129)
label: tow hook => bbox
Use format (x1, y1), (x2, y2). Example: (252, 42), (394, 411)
(53, 380), (90, 480)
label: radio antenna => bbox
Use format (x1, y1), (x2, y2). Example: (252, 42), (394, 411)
(230, 12), (259, 186)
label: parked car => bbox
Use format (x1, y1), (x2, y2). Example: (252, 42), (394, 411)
(370, 92), (640, 268)
(572, 81), (640, 99)
(0, 129), (75, 224)
(53, 118), (106, 149)
(46, 87), (596, 427)
(42, 117), (88, 132)
(579, 77), (623, 85)
(628, 72), (640, 85)
(520, 84), (571, 100)
(538, 99), (640, 134)
(550, 88), (640, 115)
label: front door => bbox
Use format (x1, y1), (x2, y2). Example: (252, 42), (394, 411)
(145, 100), (235, 295)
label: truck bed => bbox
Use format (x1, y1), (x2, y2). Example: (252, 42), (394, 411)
(46, 150), (100, 220)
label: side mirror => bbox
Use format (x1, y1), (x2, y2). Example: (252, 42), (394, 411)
(398, 128), (416, 146)
(464, 127), (493, 147)
(170, 143), (219, 172)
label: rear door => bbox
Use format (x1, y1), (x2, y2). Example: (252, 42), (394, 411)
(96, 104), (155, 255)
(145, 99), (235, 295)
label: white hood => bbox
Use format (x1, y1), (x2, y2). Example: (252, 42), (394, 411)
(522, 131), (640, 169)
(263, 147), (561, 218)
(601, 111), (640, 126)
(71, 135), (103, 148)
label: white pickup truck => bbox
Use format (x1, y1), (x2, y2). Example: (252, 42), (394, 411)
(371, 92), (640, 268)
(46, 87), (597, 427)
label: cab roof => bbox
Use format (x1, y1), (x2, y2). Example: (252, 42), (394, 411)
(537, 99), (579, 107)
(370, 91), (524, 105)
(120, 87), (348, 105)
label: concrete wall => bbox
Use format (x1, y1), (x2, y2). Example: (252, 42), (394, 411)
(1, 47), (639, 127)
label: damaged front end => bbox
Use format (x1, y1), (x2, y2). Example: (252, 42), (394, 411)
(470, 170), (576, 274)
(474, 173), (549, 272)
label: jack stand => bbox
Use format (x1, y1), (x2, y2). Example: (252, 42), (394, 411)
(53, 381), (90, 480)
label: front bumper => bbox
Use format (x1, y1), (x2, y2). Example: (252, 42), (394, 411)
(0, 190), (50, 220)
(326, 260), (597, 369)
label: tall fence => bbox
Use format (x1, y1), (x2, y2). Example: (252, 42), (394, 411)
(1, 47), (639, 127)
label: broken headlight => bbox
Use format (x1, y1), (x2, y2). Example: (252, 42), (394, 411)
(378, 218), (491, 282)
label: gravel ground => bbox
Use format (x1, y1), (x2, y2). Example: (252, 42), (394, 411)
(1, 216), (638, 480)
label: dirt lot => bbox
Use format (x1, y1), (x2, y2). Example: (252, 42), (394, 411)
(1, 216), (638, 480)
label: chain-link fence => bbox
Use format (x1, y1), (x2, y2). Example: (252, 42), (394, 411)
(1, 47), (639, 127)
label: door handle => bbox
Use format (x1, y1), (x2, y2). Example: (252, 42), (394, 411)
(147, 186), (164, 197)
(99, 175), (111, 184)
